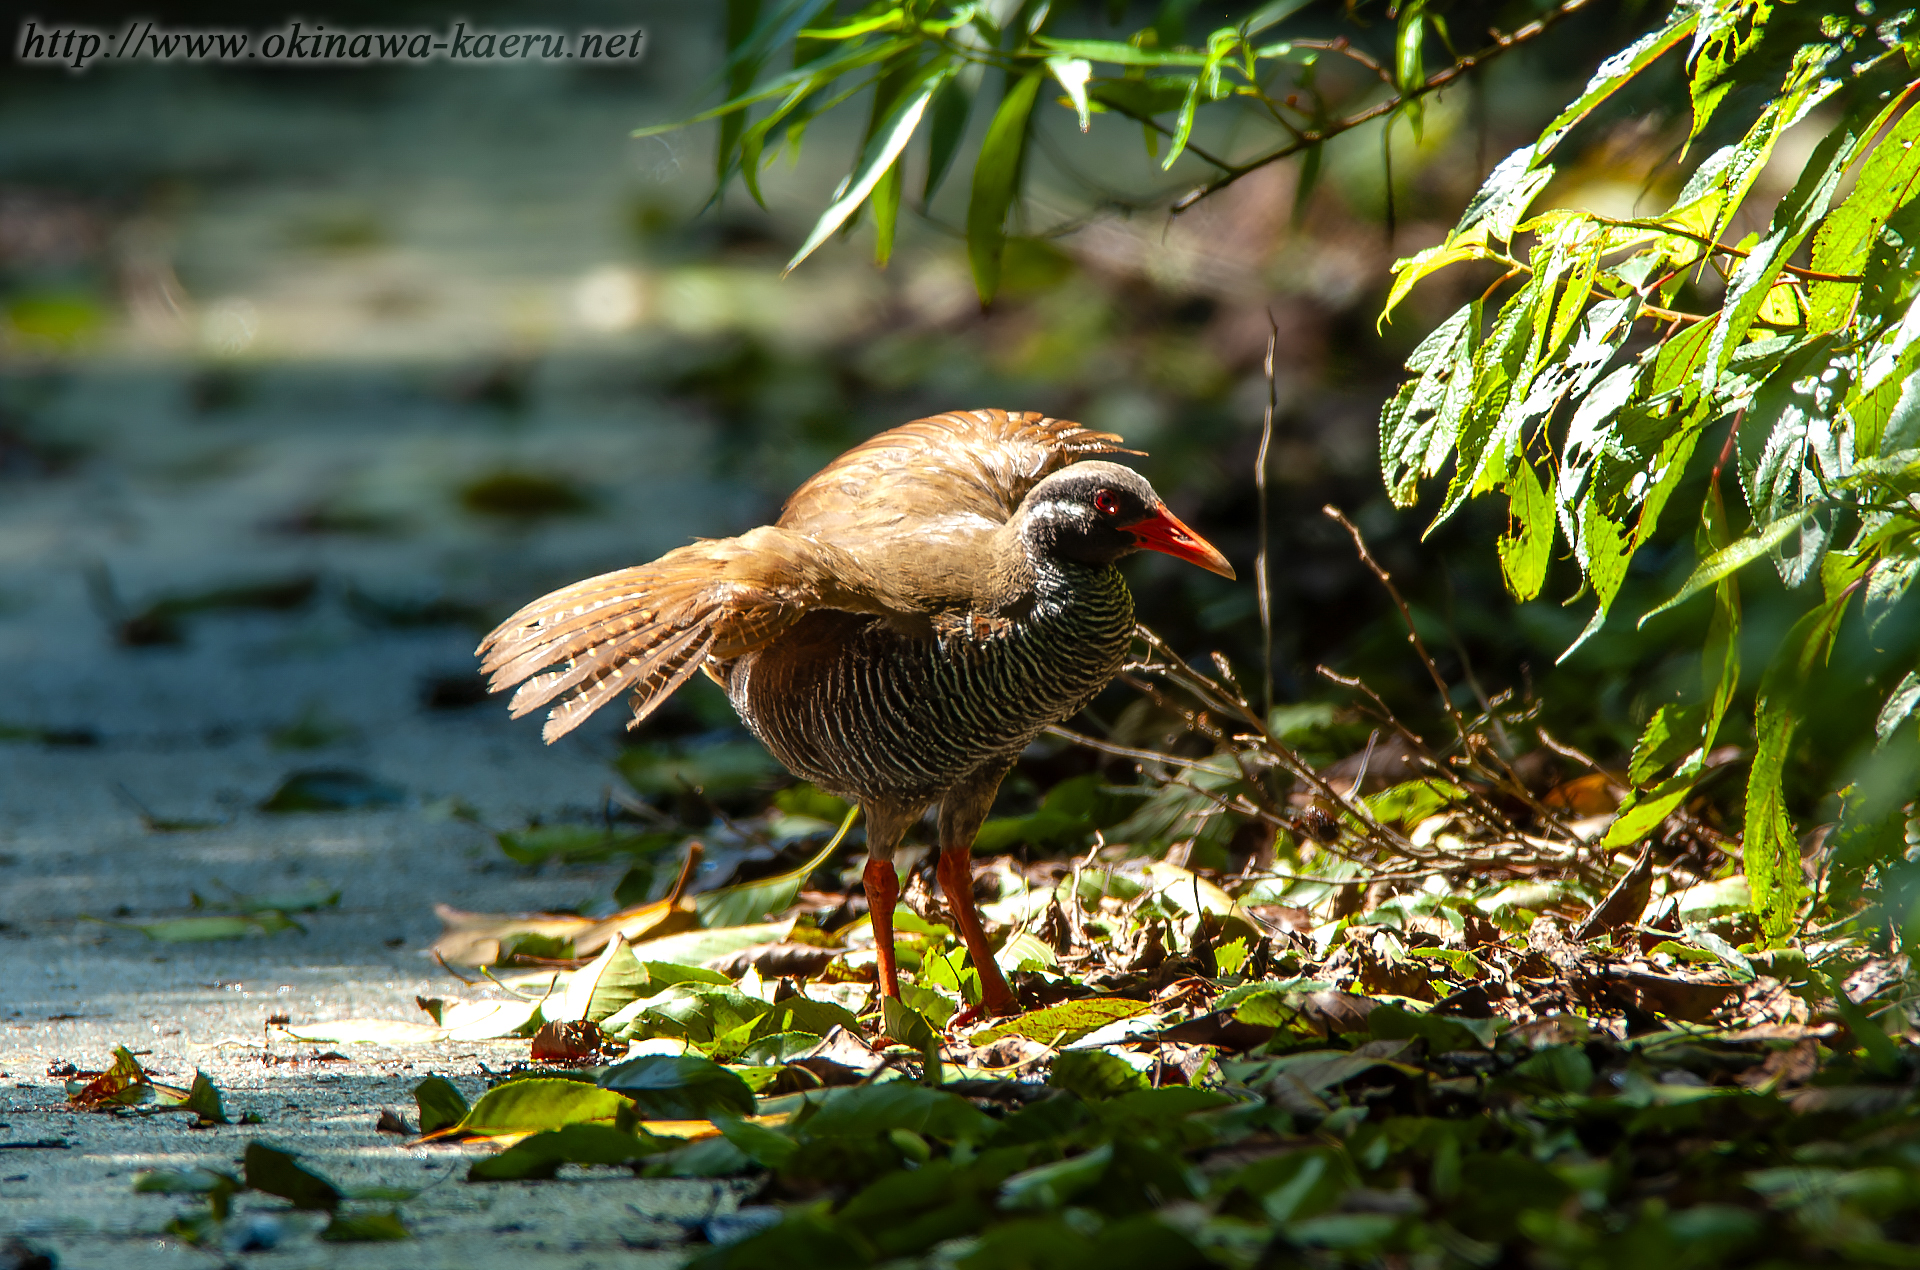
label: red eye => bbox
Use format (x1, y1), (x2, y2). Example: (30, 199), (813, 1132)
(1093, 489), (1120, 515)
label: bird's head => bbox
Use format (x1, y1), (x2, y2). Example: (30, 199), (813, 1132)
(1020, 461), (1235, 579)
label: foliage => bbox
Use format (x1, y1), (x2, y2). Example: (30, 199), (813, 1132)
(647, 0), (1593, 302)
(1380, 1), (1920, 947)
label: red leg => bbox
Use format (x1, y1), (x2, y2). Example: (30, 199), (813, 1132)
(863, 857), (901, 1001)
(937, 846), (1019, 1018)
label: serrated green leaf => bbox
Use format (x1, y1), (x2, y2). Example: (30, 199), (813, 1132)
(1876, 670), (1920, 743)
(972, 997), (1149, 1047)
(1641, 505), (1822, 625)
(1497, 455), (1554, 601)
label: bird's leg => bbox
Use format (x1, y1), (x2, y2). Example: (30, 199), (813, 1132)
(860, 799), (918, 1005)
(863, 857), (901, 1001)
(938, 766), (1020, 1019)
(937, 847), (1019, 1018)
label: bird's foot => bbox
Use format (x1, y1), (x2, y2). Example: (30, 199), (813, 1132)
(946, 994), (1022, 1033)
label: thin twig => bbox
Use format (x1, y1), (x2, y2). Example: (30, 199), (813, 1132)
(1256, 313), (1278, 722)
(1322, 505), (1469, 742)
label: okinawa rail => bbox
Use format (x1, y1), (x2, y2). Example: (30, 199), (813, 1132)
(477, 409), (1234, 1018)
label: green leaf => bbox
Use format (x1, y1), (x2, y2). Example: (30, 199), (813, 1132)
(173, 1071), (228, 1125)
(115, 912), (303, 942)
(787, 68), (948, 274)
(1393, 0), (1426, 140)
(1367, 1002), (1496, 1051)
(1808, 95), (1920, 332)
(243, 1142), (341, 1211)
(966, 71), (1043, 305)
(800, 1082), (996, 1142)
(1161, 76), (1202, 171)
(599, 1055), (757, 1120)
(1496, 455), (1553, 601)
(1876, 670), (1920, 744)
(557, 933), (650, 1022)
(319, 1210), (410, 1242)
(1628, 703), (1708, 786)
(1048, 1050), (1150, 1101)
(467, 1123), (660, 1181)
(696, 806), (857, 928)
(881, 996), (937, 1049)
(455, 1078), (633, 1135)
(1031, 37), (1209, 67)
(999, 1142), (1113, 1211)
(971, 997), (1149, 1047)
(713, 1111), (798, 1168)
(413, 1076), (470, 1134)
(1746, 594), (1851, 944)
(495, 825), (676, 867)
(1640, 506), (1820, 625)
(922, 72), (973, 201)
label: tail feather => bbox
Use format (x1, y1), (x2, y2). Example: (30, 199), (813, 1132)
(476, 527), (898, 743)
(537, 624), (716, 744)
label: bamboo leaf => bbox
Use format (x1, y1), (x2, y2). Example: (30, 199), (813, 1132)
(786, 71), (947, 275)
(1162, 77), (1203, 170)
(966, 70), (1043, 304)
(1032, 36), (1209, 67)
(922, 72), (973, 201)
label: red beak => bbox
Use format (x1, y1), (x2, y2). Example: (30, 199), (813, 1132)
(1127, 505), (1236, 579)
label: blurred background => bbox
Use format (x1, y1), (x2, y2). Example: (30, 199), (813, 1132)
(1, 0), (1868, 924)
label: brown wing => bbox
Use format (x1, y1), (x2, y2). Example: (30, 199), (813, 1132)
(476, 526), (903, 742)
(780, 408), (1136, 546)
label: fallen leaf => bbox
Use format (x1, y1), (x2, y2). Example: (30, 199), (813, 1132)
(971, 997), (1151, 1048)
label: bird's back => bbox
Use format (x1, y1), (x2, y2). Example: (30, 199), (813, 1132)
(778, 409), (1133, 608)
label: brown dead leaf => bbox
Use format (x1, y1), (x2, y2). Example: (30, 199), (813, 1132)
(529, 1019), (607, 1064)
(374, 1108), (414, 1135)
(705, 941), (838, 980)
(1614, 968), (1741, 1022)
(431, 844), (705, 965)
(1737, 1038), (1820, 1092)
(1572, 846), (1654, 942)
(1541, 772), (1625, 816)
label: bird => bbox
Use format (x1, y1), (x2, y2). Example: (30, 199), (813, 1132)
(476, 408), (1234, 1019)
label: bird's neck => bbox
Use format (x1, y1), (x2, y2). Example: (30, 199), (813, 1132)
(981, 518), (1120, 621)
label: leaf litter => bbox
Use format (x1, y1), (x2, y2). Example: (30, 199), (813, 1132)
(103, 522), (1920, 1266)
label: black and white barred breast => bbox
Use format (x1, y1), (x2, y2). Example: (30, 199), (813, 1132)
(725, 561), (1134, 802)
